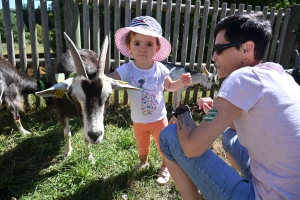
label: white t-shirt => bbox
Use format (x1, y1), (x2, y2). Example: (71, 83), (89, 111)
(217, 62), (300, 199)
(116, 61), (169, 123)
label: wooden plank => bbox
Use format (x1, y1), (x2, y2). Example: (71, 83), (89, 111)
(27, 0), (40, 79)
(246, 5), (252, 13)
(275, 8), (291, 64)
(40, 0), (52, 82)
(181, 0), (191, 67)
(164, 0), (172, 61)
(124, 0), (132, 64)
(83, 0), (90, 49)
(268, 8), (283, 62)
(2, 0), (15, 66)
(113, 0), (121, 105)
(63, 0), (81, 48)
(180, 0), (191, 104)
(135, 0), (142, 17)
(193, 0), (210, 102)
(205, 0), (219, 70)
(280, 5), (300, 68)
(165, 0), (173, 103)
(15, 0), (27, 72)
(171, 0), (182, 63)
(92, 0), (100, 56)
(220, 3), (227, 19)
(156, 0), (163, 24)
(53, 0), (63, 59)
(238, 4), (244, 14)
(263, 7), (275, 62)
(184, 0), (201, 103)
(188, 1), (201, 71)
(229, 4), (236, 15)
(0, 32), (3, 58)
(104, 0), (111, 74)
(203, 0), (219, 98)
(123, 0), (132, 104)
(146, 0), (153, 17)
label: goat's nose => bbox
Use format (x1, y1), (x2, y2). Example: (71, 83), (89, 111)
(88, 131), (103, 142)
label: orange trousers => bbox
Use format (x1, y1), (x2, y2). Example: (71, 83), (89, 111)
(133, 117), (168, 156)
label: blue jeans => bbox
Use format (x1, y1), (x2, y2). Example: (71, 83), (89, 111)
(159, 125), (255, 200)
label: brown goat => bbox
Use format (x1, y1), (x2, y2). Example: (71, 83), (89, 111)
(36, 33), (140, 160)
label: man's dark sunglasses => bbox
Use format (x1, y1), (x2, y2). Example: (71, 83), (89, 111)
(213, 42), (243, 55)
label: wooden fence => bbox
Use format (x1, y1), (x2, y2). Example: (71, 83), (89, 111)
(1, 0), (300, 105)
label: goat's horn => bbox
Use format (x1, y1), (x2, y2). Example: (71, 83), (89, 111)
(97, 35), (110, 75)
(63, 32), (88, 78)
(203, 65), (210, 74)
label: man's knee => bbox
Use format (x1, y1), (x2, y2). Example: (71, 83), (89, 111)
(222, 128), (238, 152)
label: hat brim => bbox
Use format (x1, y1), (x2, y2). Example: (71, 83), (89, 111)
(115, 26), (171, 61)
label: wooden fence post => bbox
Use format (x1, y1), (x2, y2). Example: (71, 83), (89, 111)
(63, 0), (81, 48)
(280, 4), (300, 69)
(2, 0), (15, 66)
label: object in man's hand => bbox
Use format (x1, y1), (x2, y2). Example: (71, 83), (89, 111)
(172, 105), (190, 118)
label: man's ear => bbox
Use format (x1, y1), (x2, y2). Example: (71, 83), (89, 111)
(243, 41), (255, 58)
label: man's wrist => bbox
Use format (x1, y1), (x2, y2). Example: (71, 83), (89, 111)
(172, 105), (190, 118)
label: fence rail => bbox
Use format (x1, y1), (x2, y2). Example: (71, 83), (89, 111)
(1, 0), (300, 105)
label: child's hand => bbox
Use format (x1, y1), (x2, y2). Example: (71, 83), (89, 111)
(180, 73), (192, 86)
(169, 116), (178, 124)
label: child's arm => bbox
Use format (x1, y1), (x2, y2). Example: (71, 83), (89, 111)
(107, 70), (121, 80)
(164, 73), (192, 92)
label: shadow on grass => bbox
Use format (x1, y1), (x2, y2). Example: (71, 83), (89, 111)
(56, 166), (159, 200)
(0, 106), (83, 200)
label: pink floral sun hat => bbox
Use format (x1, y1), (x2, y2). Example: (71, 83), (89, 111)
(115, 16), (171, 61)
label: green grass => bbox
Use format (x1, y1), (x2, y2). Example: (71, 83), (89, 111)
(0, 92), (212, 200)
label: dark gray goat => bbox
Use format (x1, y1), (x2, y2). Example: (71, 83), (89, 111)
(161, 61), (217, 110)
(290, 50), (300, 85)
(36, 33), (140, 160)
(0, 58), (50, 134)
(285, 50), (300, 86)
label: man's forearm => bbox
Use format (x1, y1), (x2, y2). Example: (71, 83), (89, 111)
(176, 108), (197, 153)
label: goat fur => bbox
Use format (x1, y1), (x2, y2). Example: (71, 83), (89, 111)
(0, 58), (50, 134)
(36, 33), (140, 160)
(161, 61), (217, 110)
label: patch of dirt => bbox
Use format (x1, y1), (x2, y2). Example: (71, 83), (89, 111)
(211, 138), (230, 165)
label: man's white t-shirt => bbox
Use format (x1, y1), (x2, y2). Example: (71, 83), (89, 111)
(217, 62), (300, 199)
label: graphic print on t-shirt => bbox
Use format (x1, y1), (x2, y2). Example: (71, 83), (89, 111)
(133, 77), (159, 116)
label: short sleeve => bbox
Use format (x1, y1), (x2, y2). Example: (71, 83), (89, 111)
(157, 62), (170, 79)
(217, 67), (264, 112)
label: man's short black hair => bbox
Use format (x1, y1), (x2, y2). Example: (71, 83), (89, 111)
(214, 12), (272, 61)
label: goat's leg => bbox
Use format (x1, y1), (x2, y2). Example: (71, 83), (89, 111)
(84, 137), (94, 161)
(63, 117), (73, 158)
(172, 91), (177, 111)
(8, 104), (30, 134)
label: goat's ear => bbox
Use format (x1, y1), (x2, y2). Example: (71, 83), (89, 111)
(35, 78), (74, 98)
(107, 77), (141, 91)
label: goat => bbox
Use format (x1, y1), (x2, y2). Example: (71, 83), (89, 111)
(161, 61), (217, 110)
(0, 58), (50, 134)
(36, 33), (140, 160)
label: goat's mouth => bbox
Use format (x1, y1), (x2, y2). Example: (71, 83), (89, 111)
(86, 131), (104, 144)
